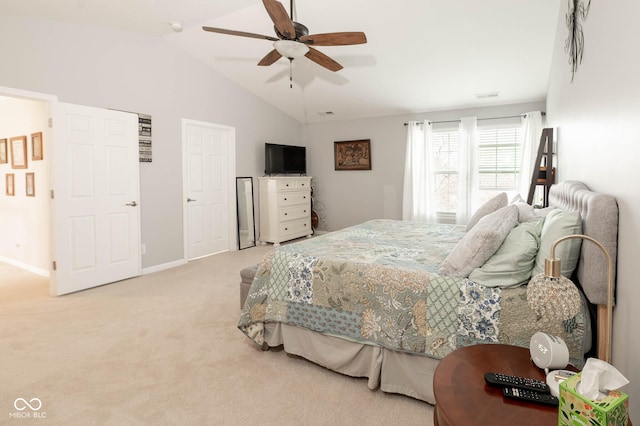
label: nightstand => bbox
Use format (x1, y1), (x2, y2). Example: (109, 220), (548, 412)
(433, 344), (564, 426)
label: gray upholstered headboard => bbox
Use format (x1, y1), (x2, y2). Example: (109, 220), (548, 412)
(548, 181), (619, 306)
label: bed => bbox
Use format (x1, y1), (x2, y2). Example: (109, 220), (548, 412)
(238, 181), (618, 404)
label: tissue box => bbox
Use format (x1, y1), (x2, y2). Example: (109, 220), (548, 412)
(558, 372), (629, 426)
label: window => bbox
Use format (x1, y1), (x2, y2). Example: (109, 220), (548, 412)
(432, 128), (460, 221)
(432, 124), (522, 218)
(476, 125), (522, 204)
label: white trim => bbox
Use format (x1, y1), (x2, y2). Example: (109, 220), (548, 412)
(0, 256), (49, 277)
(142, 259), (187, 275)
(0, 86), (58, 102)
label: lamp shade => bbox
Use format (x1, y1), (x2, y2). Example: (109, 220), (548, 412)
(273, 40), (309, 59)
(527, 273), (581, 322)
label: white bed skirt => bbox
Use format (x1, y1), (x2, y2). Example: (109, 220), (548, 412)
(264, 323), (439, 404)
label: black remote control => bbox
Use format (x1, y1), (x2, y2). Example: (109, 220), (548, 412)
(484, 372), (550, 393)
(502, 387), (559, 406)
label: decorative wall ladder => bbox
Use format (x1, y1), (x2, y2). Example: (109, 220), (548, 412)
(527, 127), (555, 207)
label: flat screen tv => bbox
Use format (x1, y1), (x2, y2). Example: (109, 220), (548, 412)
(265, 143), (306, 175)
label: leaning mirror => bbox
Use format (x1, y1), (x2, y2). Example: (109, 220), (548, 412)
(236, 177), (256, 250)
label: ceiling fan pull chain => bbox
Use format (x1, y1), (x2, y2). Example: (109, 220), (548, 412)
(289, 58), (293, 89)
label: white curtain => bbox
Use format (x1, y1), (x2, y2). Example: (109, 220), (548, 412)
(457, 117), (478, 224)
(402, 121), (436, 222)
(518, 111), (543, 200)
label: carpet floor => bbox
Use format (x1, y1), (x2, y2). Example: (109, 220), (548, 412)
(0, 245), (434, 425)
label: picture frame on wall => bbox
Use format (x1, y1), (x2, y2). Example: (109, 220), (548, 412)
(334, 139), (371, 171)
(0, 138), (7, 164)
(6, 173), (15, 196)
(31, 132), (43, 161)
(10, 136), (27, 169)
(26, 172), (35, 197)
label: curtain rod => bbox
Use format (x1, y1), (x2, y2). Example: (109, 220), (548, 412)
(403, 112), (545, 126)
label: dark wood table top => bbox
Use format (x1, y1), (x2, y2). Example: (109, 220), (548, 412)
(433, 344), (563, 426)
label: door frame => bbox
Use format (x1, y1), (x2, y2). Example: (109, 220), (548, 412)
(181, 119), (237, 259)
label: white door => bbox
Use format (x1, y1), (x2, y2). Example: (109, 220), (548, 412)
(183, 120), (236, 259)
(50, 102), (141, 295)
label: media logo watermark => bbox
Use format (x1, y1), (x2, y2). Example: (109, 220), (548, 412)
(9, 398), (46, 419)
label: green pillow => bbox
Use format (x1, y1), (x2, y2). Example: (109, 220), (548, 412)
(469, 219), (543, 288)
(532, 209), (583, 278)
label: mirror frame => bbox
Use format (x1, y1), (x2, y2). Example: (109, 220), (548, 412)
(236, 177), (256, 250)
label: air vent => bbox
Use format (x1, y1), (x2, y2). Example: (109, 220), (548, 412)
(476, 92), (499, 99)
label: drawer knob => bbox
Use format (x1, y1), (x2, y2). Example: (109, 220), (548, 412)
(284, 213), (288, 216)
(285, 228), (288, 231)
(284, 198), (287, 201)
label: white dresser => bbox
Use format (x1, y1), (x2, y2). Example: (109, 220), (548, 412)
(258, 176), (312, 246)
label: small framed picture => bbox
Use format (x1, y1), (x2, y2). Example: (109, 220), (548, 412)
(26, 172), (35, 197)
(6, 173), (15, 196)
(334, 139), (372, 171)
(0, 138), (7, 164)
(10, 136), (28, 169)
(31, 132), (43, 161)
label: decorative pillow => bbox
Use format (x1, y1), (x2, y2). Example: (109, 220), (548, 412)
(440, 205), (518, 278)
(510, 195), (555, 223)
(469, 219), (543, 288)
(466, 192), (508, 231)
(532, 209), (583, 278)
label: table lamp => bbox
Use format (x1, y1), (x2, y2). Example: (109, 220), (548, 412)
(527, 234), (614, 363)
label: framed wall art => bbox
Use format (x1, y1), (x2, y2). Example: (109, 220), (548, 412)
(26, 172), (35, 197)
(10, 136), (27, 169)
(6, 173), (15, 196)
(31, 132), (43, 160)
(334, 139), (371, 171)
(0, 138), (7, 164)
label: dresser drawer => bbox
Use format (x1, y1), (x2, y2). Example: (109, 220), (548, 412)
(277, 179), (310, 191)
(279, 218), (311, 237)
(279, 205), (310, 222)
(278, 192), (309, 206)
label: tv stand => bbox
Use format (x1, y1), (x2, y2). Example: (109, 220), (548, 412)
(258, 176), (312, 246)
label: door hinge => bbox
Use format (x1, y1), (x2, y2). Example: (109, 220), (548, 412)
(50, 189), (54, 199)
(52, 261), (57, 271)
(48, 117), (53, 128)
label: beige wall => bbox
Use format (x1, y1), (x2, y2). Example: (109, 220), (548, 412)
(546, 0), (639, 418)
(0, 97), (50, 275)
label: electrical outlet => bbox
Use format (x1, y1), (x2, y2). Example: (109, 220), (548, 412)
(141, 244), (146, 254)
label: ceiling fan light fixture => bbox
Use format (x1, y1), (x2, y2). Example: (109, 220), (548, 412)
(273, 40), (309, 59)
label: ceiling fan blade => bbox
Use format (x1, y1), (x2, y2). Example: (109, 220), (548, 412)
(258, 49), (283, 66)
(305, 47), (343, 72)
(300, 32), (367, 46)
(262, 0), (296, 39)
(202, 26), (278, 41)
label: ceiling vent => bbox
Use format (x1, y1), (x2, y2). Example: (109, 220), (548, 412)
(476, 92), (499, 99)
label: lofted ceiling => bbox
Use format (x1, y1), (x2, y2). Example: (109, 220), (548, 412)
(2, 0), (561, 124)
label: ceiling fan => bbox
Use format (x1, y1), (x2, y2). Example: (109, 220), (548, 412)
(202, 0), (367, 73)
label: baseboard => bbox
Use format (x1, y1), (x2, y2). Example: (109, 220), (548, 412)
(142, 259), (187, 275)
(0, 256), (49, 277)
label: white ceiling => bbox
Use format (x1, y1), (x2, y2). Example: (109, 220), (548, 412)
(2, 0), (561, 124)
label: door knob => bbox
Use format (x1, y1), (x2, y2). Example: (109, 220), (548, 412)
(125, 201), (137, 207)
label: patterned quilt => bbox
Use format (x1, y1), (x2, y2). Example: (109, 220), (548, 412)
(238, 220), (588, 366)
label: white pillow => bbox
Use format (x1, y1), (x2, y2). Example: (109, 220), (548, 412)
(469, 219), (543, 287)
(532, 209), (583, 278)
(466, 192), (508, 231)
(440, 205), (518, 278)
